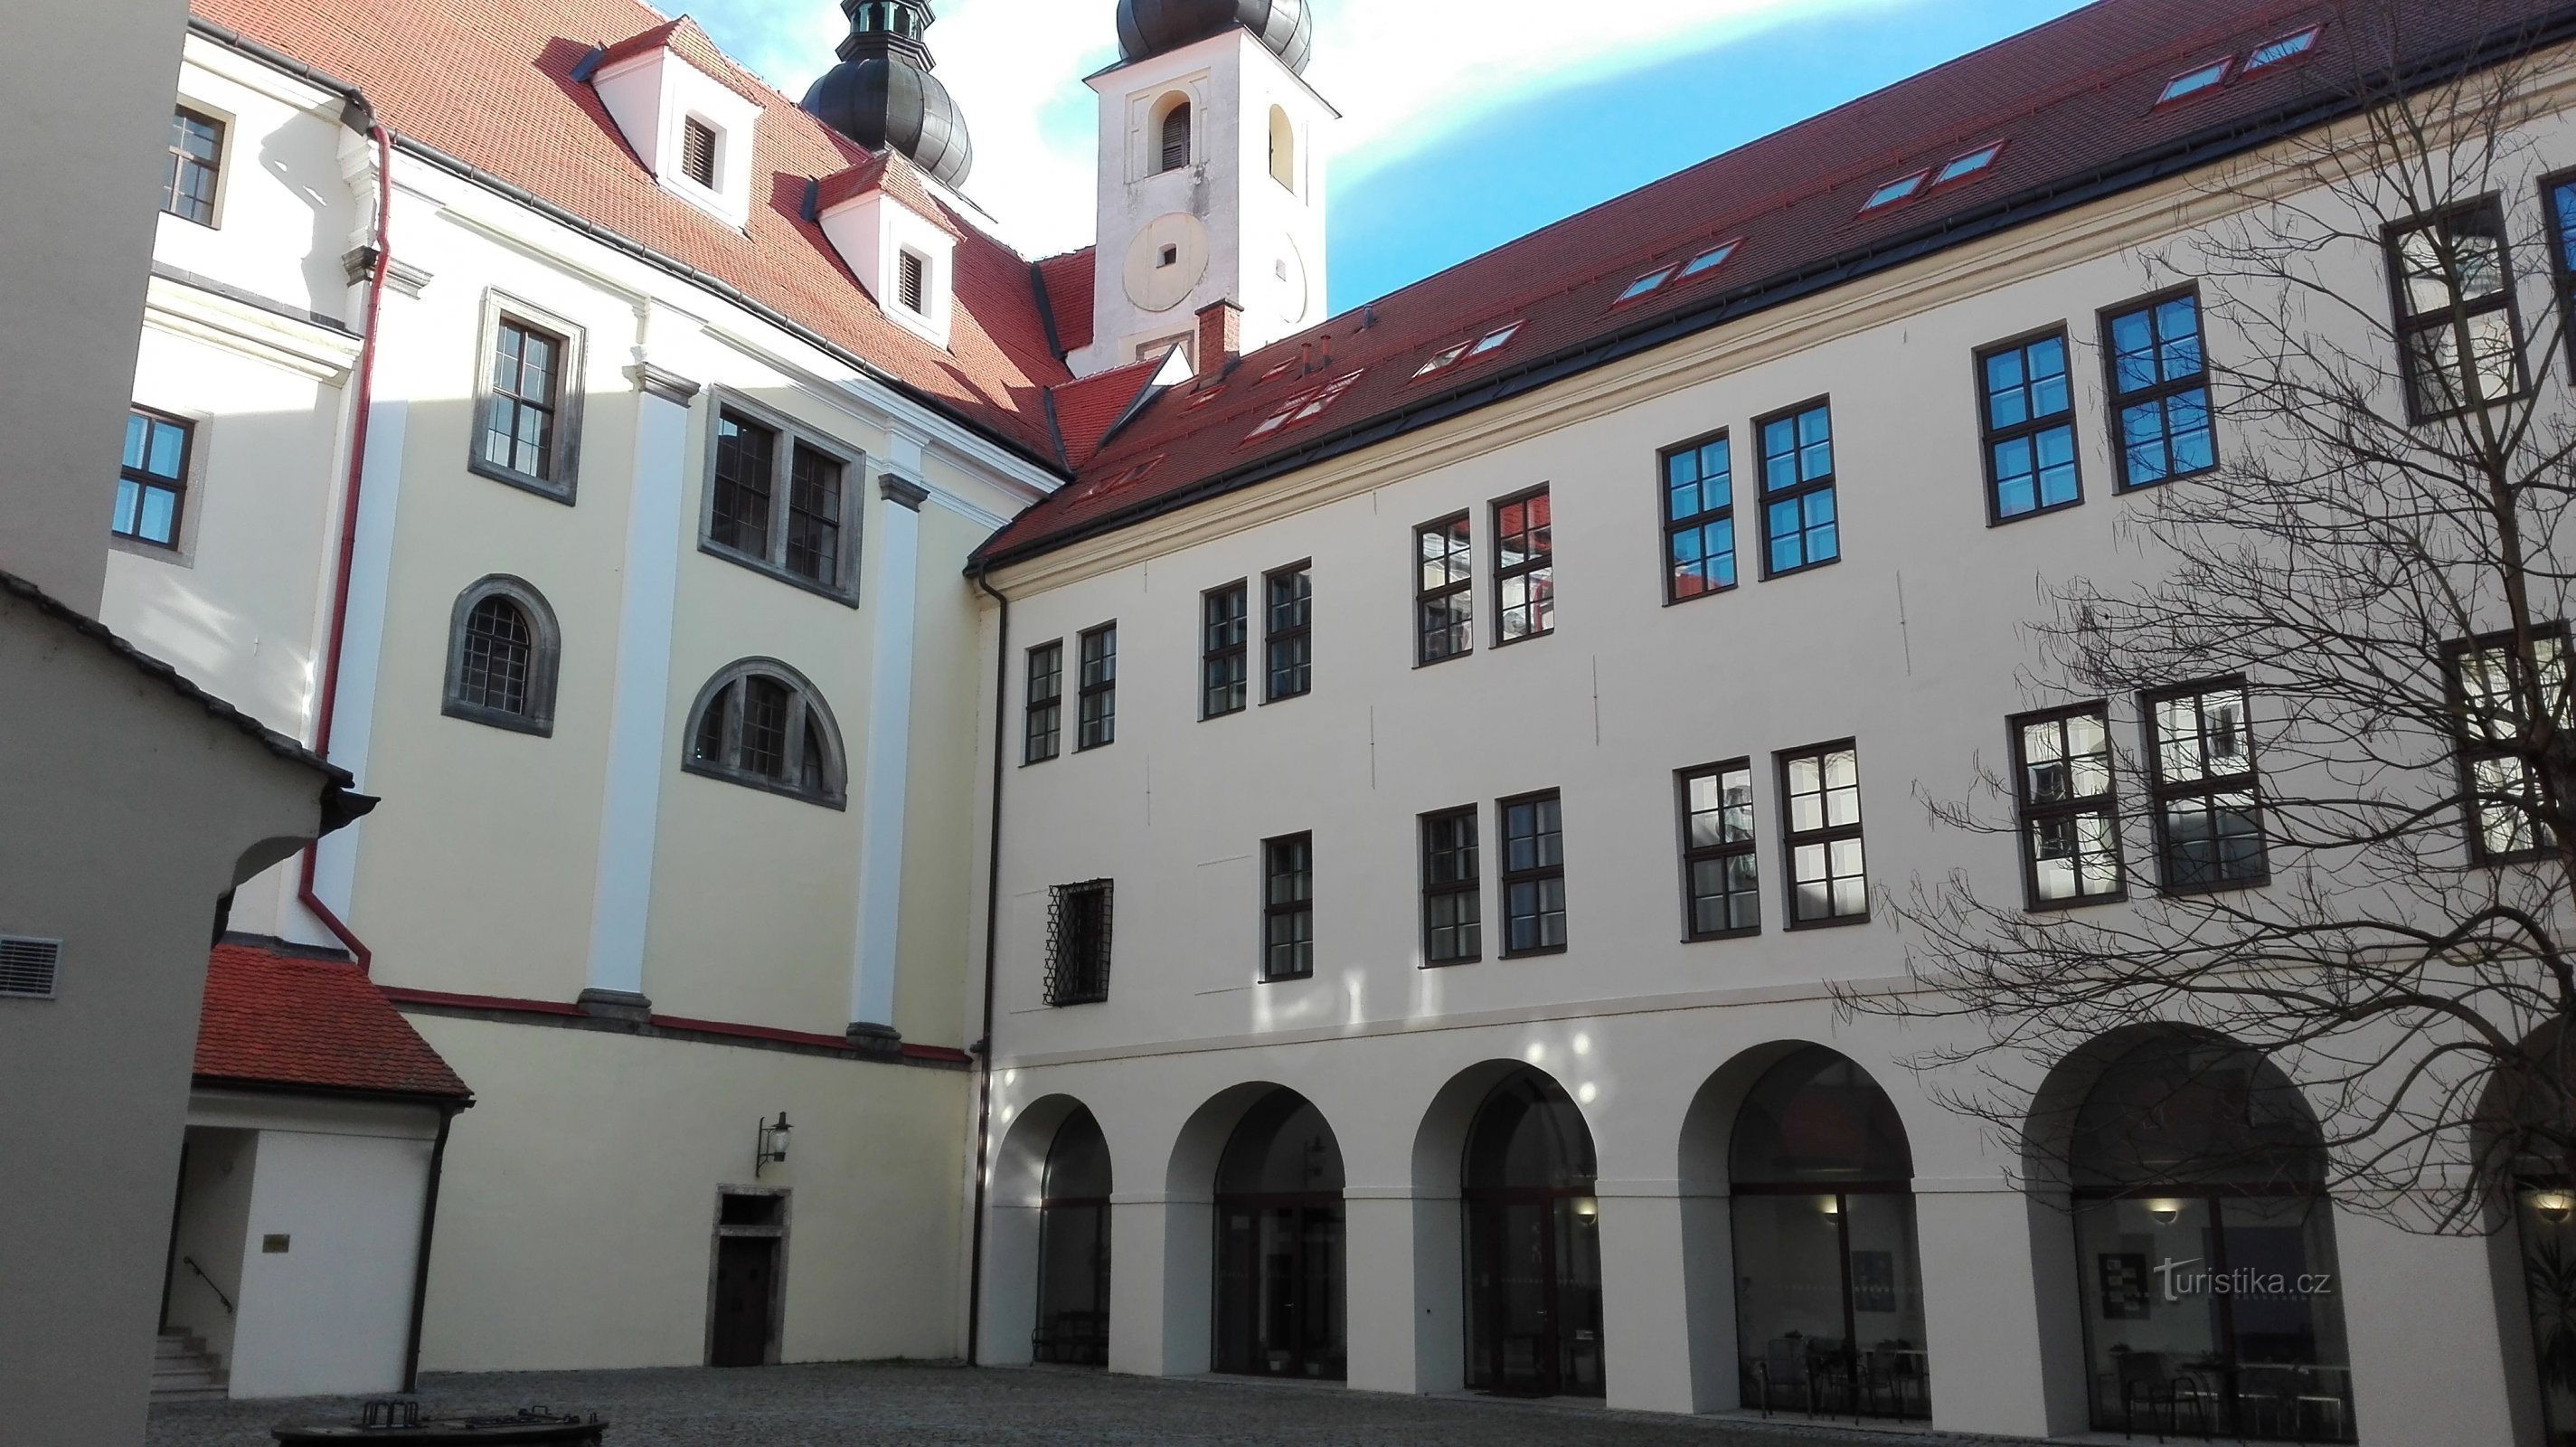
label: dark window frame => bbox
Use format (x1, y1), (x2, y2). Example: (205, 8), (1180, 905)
(1202, 580), (1250, 719)
(165, 106), (225, 227)
(1260, 832), (1315, 983)
(2008, 702), (2128, 911)
(2541, 166), (2576, 381)
(2444, 624), (2572, 865)
(1158, 100), (1193, 173)
(440, 574), (561, 737)
(1977, 325), (2084, 525)
(1777, 740), (1869, 930)
(1490, 485), (1554, 647)
(1496, 788), (1568, 958)
(681, 657), (847, 809)
(1414, 511), (1474, 667)
(1045, 879), (1115, 1007)
(2385, 194), (2529, 423)
(1753, 396), (1841, 579)
(2098, 284), (2219, 491)
(468, 292), (587, 503)
(1024, 639), (1063, 764)
(2139, 676), (2270, 894)
(699, 390), (863, 604)
(1262, 561), (1312, 703)
(681, 116), (719, 189)
(1076, 622), (1118, 752)
(1677, 759), (1760, 941)
(113, 407), (193, 550)
(1419, 806), (1482, 967)
(1659, 427), (1736, 605)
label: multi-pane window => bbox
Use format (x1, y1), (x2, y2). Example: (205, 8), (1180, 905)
(1493, 487), (1554, 643)
(443, 577), (559, 734)
(1203, 582), (1249, 718)
(2011, 705), (2123, 907)
(165, 108), (222, 225)
(2390, 199), (2523, 420)
(1024, 641), (1063, 763)
(2103, 289), (2216, 488)
(712, 412), (776, 555)
(2449, 630), (2571, 862)
(2144, 680), (2267, 890)
(114, 409), (190, 548)
(1415, 513), (1473, 665)
(704, 402), (861, 597)
(1420, 807), (1481, 965)
(1662, 431), (1735, 601)
(1077, 624), (1118, 750)
(785, 445), (845, 583)
(1498, 790), (1567, 956)
(1978, 330), (2081, 521)
(1779, 743), (1867, 926)
(1678, 761), (1760, 939)
(1757, 401), (1838, 576)
(456, 597), (534, 716)
(1263, 563), (1311, 702)
(681, 117), (718, 188)
(482, 318), (564, 484)
(1045, 880), (1114, 1006)
(2548, 175), (2576, 376)
(1261, 833), (1315, 982)
(685, 662), (842, 805)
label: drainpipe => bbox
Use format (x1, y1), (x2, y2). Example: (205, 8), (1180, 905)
(297, 112), (392, 972)
(401, 1102), (460, 1393)
(965, 562), (1009, 1365)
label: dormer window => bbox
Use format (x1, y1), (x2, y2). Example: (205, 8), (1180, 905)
(813, 157), (958, 347)
(681, 117), (718, 188)
(586, 22), (764, 227)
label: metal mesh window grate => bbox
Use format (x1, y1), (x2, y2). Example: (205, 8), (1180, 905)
(1045, 880), (1114, 1006)
(457, 596), (534, 714)
(0, 937), (61, 998)
(682, 117), (718, 188)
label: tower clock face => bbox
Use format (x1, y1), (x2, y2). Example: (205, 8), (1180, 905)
(1123, 213), (1211, 313)
(1275, 236), (1308, 325)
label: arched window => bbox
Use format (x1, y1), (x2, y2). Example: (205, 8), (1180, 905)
(1268, 106), (1296, 192)
(683, 659), (845, 806)
(1213, 1089), (1345, 1378)
(441, 575), (560, 735)
(1035, 1107), (1111, 1366)
(1158, 98), (1193, 174)
(1461, 1069), (1603, 1397)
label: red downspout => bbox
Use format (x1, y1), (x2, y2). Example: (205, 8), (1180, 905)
(296, 120), (392, 973)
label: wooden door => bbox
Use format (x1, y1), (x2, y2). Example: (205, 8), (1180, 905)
(710, 1236), (778, 1367)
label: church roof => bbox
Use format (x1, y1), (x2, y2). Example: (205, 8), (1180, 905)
(976, 0), (2571, 567)
(197, 942), (472, 1102)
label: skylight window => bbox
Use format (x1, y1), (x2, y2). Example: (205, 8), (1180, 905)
(1617, 266), (1678, 304)
(1246, 370), (1365, 442)
(1862, 170), (1929, 212)
(2244, 24), (2320, 71)
(1185, 384), (1225, 410)
(1677, 239), (1741, 279)
(1412, 321), (1524, 383)
(1934, 142), (2003, 186)
(1467, 320), (1522, 356)
(1257, 357), (1298, 385)
(2156, 58), (2232, 106)
(1412, 342), (1470, 380)
(1080, 456), (1162, 502)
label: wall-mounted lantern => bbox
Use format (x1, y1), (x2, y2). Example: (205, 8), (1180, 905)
(755, 1111), (793, 1177)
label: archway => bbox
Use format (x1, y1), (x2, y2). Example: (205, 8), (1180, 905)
(1033, 1106), (1112, 1366)
(1461, 1068), (1603, 1396)
(2056, 1030), (2350, 1442)
(1730, 1044), (1928, 1420)
(1212, 1088), (1345, 1378)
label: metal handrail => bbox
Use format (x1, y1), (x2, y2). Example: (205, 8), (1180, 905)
(182, 1256), (234, 1317)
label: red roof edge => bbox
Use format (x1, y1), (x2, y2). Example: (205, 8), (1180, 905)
(198, 943), (472, 1102)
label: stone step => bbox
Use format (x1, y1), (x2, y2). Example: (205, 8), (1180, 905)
(155, 1334), (208, 1360)
(151, 1382), (231, 1404)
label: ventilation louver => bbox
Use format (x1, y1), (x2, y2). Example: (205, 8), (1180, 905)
(0, 937), (62, 998)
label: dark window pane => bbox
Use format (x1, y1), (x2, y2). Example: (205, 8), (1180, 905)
(458, 597), (533, 714)
(786, 443), (844, 582)
(712, 412), (777, 554)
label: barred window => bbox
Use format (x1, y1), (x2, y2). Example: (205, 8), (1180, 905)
(1203, 582), (1249, 719)
(1420, 807), (1481, 965)
(1415, 513), (1473, 665)
(1264, 563), (1312, 702)
(165, 108), (222, 225)
(1493, 487), (1553, 644)
(1662, 431), (1734, 601)
(1046, 880), (1114, 1006)
(703, 397), (863, 599)
(114, 409), (191, 548)
(1978, 329), (2081, 522)
(2102, 288), (2216, 488)
(1499, 790), (1567, 956)
(2012, 705), (2123, 907)
(2144, 679), (2266, 891)
(442, 576), (560, 735)
(1024, 640), (1063, 764)
(2449, 630), (2571, 863)
(1261, 833), (1314, 981)
(1077, 624), (1117, 750)
(1756, 400), (1838, 576)
(2390, 198), (2524, 421)
(459, 600), (532, 714)
(1779, 742), (1866, 925)
(684, 659), (845, 806)
(1678, 761), (1759, 939)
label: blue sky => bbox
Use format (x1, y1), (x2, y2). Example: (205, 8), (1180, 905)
(686, 0), (2097, 313)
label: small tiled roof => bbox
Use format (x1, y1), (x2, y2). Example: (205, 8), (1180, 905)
(814, 151), (964, 239)
(1052, 355), (1166, 468)
(1035, 248), (1097, 357)
(975, 0), (2571, 566)
(196, 943), (472, 1101)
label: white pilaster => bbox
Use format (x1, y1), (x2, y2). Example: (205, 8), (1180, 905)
(579, 360), (698, 1017)
(1916, 1182), (2058, 1437)
(1597, 1183), (1702, 1414)
(845, 438), (928, 1045)
(2338, 1204), (2521, 1447)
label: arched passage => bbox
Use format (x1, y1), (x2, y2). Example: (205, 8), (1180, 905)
(2486, 1023), (2576, 1447)
(1213, 1088), (1345, 1378)
(1461, 1067), (1603, 1397)
(1033, 1106), (1112, 1366)
(1729, 1044), (1928, 1420)
(2045, 1029), (2351, 1441)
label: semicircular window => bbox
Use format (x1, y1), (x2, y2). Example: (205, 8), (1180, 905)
(684, 660), (845, 807)
(441, 575), (561, 735)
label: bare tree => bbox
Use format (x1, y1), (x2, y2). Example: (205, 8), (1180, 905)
(1839, 9), (2576, 1233)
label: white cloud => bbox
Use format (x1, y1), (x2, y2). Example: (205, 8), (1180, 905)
(694, 0), (1893, 258)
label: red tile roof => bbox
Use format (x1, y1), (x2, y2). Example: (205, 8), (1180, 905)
(197, 943), (472, 1101)
(1051, 355), (1165, 468)
(190, 0), (1069, 461)
(1035, 248), (1097, 357)
(815, 151), (963, 239)
(976, 0), (2566, 565)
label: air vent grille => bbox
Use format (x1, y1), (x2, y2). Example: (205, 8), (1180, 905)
(0, 937), (61, 998)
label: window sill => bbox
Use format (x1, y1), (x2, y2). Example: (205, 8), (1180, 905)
(1073, 739), (1115, 753)
(697, 537), (860, 609)
(1260, 688), (1312, 706)
(2113, 463), (2214, 494)
(1260, 970), (1316, 985)
(1019, 754), (1059, 768)
(1414, 651), (1473, 670)
(1785, 913), (1870, 931)
(1202, 705), (1247, 723)
(1664, 583), (1738, 608)
(108, 532), (191, 568)
(1420, 956), (1483, 969)
(1989, 496), (2085, 528)
(1685, 926), (1761, 943)
(1045, 995), (1109, 1008)
(680, 758), (847, 810)
(441, 698), (553, 737)
(2154, 873), (2269, 897)
(1500, 943), (1569, 960)
(1493, 629), (1553, 648)
(1760, 555), (1842, 582)
(2023, 890), (2128, 913)
(467, 455), (576, 506)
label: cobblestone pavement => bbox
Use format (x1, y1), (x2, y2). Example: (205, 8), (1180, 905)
(149, 1362), (2018, 1447)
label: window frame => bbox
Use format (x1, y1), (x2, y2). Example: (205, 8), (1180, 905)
(2138, 676), (2270, 894)
(1419, 806), (1483, 967)
(1201, 580), (1250, 719)
(1023, 639), (1063, 765)
(165, 105), (227, 227)
(1977, 325), (2085, 525)
(1414, 511), (1475, 667)
(2097, 284), (2220, 492)
(2384, 195), (2529, 423)
(1260, 831), (1316, 983)
(2007, 702), (2128, 911)
(1076, 622), (1118, 752)
(1262, 561), (1312, 704)
(2444, 625), (2572, 865)
(441, 574), (562, 736)
(1676, 759), (1760, 941)
(113, 406), (194, 553)
(698, 390), (863, 604)
(681, 657), (847, 809)
(1660, 427), (1737, 604)
(1753, 396), (1841, 579)
(897, 249), (929, 315)
(1490, 485), (1554, 647)
(2541, 166), (2576, 382)
(680, 115), (720, 190)
(468, 292), (587, 503)
(1158, 99), (1193, 174)
(1045, 879), (1115, 1007)
(1777, 740), (1869, 930)
(1496, 788), (1568, 959)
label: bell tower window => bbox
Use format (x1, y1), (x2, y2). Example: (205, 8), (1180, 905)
(1158, 99), (1192, 173)
(1269, 106), (1296, 192)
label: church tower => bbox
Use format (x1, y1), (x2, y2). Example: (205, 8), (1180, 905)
(1071, 0), (1335, 377)
(802, 1), (973, 190)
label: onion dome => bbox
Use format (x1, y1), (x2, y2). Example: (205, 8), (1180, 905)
(1117, 0), (1313, 75)
(801, 0), (972, 190)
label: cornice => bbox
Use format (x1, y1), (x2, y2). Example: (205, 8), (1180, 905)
(142, 273), (364, 382)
